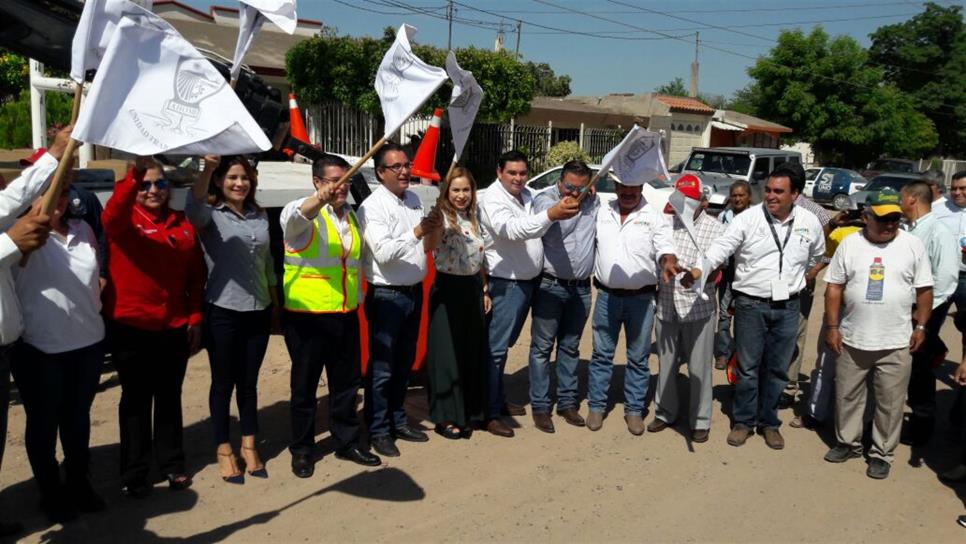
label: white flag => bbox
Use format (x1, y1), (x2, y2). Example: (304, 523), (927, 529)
(73, 18), (271, 155)
(668, 190), (711, 300)
(231, 0), (298, 82)
(71, 0), (165, 84)
(445, 51), (483, 162)
(598, 125), (670, 186)
(375, 25), (448, 138)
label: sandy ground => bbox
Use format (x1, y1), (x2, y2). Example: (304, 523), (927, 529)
(3, 280), (966, 543)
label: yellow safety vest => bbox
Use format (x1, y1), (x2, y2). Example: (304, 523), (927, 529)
(283, 206), (361, 313)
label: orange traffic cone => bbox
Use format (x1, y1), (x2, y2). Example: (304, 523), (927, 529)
(288, 93), (310, 143)
(411, 108), (442, 183)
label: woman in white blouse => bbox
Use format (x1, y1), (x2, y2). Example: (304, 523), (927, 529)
(424, 168), (491, 439)
(12, 184), (105, 523)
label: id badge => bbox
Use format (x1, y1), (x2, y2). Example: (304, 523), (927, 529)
(771, 279), (789, 301)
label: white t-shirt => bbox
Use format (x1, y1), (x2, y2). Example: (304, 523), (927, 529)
(825, 229), (932, 351)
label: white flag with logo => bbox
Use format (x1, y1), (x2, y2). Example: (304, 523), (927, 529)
(598, 125), (670, 186)
(73, 17), (271, 155)
(668, 190), (711, 300)
(375, 24), (448, 138)
(231, 0), (298, 81)
(445, 51), (483, 161)
(71, 0), (165, 83)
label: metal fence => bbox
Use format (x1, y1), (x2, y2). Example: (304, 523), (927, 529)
(304, 101), (379, 158)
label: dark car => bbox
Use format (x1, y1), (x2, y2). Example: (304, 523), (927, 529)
(860, 158), (919, 180)
(809, 167), (868, 210)
(849, 173), (922, 208)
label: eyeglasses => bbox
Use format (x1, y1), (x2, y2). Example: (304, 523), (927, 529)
(139, 179), (170, 192)
(872, 214), (901, 223)
(381, 162), (412, 174)
(562, 181), (585, 193)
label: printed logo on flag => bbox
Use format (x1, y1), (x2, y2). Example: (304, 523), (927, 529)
(379, 48), (416, 102)
(137, 58), (226, 140)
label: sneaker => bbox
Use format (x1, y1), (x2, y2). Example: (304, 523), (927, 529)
(586, 410), (604, 432)
(824, 445), (862, 463)
(726, 425), (753, 447)
(867, 458), (891, 480)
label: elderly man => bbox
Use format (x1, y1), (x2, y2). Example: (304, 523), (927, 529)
(528, 160), (598, 433)
(477, 150), (579, 437)
(823, 188), (933, 479)
(649, 175), (724, 442)
(358, 142), (442, 458)
(687, 163), (825, 449)
(586, 176), (677, 435)
(715, 180), (752, 370)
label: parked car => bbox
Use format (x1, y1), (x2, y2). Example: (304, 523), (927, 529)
(849, 173), (922, 209)
(860, 158), (919, 180)
(807, 167), (868, 210)
(524, 164), (674, 214)
(676, 147), (803, 208)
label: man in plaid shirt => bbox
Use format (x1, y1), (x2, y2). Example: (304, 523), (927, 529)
(649, 175), (725, 443)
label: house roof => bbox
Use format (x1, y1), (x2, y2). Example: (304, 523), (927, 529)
(566, 93), (713, 118)
(522, 97), (641, 127)
(653, 94), (715, 114)
(716, 110), (793, 133)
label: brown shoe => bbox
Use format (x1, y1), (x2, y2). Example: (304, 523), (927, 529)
(692, 429), (710, 443)
(624, 415), (645, 436)
(532, 413), (555, 434)
(762, 427), (785, 450)
(727, 425), (753, 447)
(586, 410), (604, 431)
(714, 356), (728, 370)
(557, 408), (585, 427)
(646, 418), (672, 433)
(486, 419), (514, 438)
(503, 402), (527, 416)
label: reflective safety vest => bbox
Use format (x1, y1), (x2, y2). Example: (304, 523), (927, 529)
(283, 207), (361, 313)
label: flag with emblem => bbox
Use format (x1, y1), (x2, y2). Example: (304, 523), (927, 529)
(376, 24), (449, 138)
(598, 125), (670, 186)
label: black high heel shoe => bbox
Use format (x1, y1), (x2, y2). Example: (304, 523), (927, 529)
(217, 451), (245, 484)
(241, 446), (268, 478)
(434, 423), (462, 440)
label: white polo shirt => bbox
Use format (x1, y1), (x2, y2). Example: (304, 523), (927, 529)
(478, 180), (553, 281)
(357, 184), (427, 287)
(703, 203), (826, 299)
(594, 199), (675, 290)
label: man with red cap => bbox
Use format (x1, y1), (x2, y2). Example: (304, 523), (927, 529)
(648, 175), (725, 442)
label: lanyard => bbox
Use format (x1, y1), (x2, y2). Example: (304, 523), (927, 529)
(763, 206), (794, 277)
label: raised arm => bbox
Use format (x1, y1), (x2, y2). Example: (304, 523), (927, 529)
(186, 155), (219, 229)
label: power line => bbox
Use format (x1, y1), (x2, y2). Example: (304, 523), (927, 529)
(485, 1), (946, 15)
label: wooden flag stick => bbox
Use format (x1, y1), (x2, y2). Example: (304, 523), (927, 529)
(69, 83), (83, 124)
(333, 136), (388, 189)
(576, 170), (604, 204)
(444, 160), (457, 182)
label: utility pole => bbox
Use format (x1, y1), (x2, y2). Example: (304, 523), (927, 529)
(447, 0), (454, 50)
(495, 20), (505, 52)
(515, 20), (522, 57)
(689, 32), (699, 98)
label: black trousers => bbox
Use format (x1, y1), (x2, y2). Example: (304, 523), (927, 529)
(109, 321), (189, 486)
(0, 344), (11, 472)
(11, 342), (102, 497)
(204, 303), (271, 445)
(908, 299), (952, 421)
(284, 311), (362, 455)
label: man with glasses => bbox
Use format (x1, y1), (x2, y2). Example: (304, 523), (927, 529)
(528, 160), (598, 433)
(478, 151), (580, 437)
(823, 188), (933, 480)
(358, 142), (442, 458)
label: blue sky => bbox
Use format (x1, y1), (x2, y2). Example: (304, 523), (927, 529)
(180, 0), (963, 99)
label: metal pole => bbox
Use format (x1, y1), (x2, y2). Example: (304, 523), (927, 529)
(29, 59), (47, 150)
(515, 20), (522, 56)
(447, 0), (454, 50)
(579, 122), (585, 151)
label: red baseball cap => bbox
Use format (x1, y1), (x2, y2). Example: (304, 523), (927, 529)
(675, 174), (702, 200)
(19, 148), (46, 167)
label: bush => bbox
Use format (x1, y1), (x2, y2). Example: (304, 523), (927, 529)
(545, 141), (590, 167)
(0, 90), (72, 149)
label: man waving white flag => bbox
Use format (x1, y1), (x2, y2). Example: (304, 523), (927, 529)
(71, 0), (166, 83)
(231, 0), (298, 82)
(73, 16), (271, 155)
(375, 24), (448, 138)
(445, 51), (483, 162)
(598, 124), (670, 185)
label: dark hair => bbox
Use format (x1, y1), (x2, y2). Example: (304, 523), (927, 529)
(373, 142), (408, 182)
(498, 150), (529, 170)
(920, 169), (944, 192)
(312, 154), (351, 179)
(953, 170), (966, 183)
(209, 155), (261, 211)
(769, 162), (805, 193)
(729, 180), (751, 195)
(902, 181), (932, 205)
(560, 159), (592, 181)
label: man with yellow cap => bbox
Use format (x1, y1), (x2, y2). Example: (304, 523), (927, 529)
(823, 187), (933, 479)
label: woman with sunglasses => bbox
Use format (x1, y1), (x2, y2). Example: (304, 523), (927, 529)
(102, 157), (205, 497)
(187, 155), (278, 484)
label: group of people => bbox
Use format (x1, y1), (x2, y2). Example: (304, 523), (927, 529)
(1, 124), (965, 533)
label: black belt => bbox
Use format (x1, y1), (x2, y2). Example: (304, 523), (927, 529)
(959, 271), (966, 278)
(593, 278), (656, 297)
(733, 289), (800, 307)
(540, 273), (591, 288)
(368, 282), (422, 294)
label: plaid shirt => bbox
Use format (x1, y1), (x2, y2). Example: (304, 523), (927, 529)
(795, 194), (831, 227)
(657, 212), (726, 322)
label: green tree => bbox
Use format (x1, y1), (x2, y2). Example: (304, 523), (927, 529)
(0, 50), (28, 104)
(725, 83), (760, 115)
(868, 2), (966, 156)
(0, 89), (72, 148)
(526, 61), (571, 97)
(748, 27), (937, 166)
(546, 141), (590, 166)
(655, 77), (688, 96)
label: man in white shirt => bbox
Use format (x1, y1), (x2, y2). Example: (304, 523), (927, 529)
(823, 188), (933, 480)
(358, 142), (442, 458)
(586, 178), (677, 435)
(0, 127), (68, 537)
(477, 150), (578, 437)
(686, 164), (825, 450)
(932, 172), (966, 355)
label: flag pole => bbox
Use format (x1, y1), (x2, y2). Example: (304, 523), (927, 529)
(69, 83), (83, 125)
(576, 170), (604, 204)
(333, 136), (388, 188)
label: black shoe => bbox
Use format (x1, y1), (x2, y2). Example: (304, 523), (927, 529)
(371, 435), (400, 457)
(335, 447), (382, 467)
(40, 495), (78, 524)
(393, 425), (429, 442)
(291, 453), (314, 479)
(900, 416), (934, 447)
(69, 479), (106, 513)
(121, 482), (152, 499)
(867, 458), (891, 480)
(957, 515), (966, 528)
(824, 445), (862, 464)
(165, 473), (193, 490)
(778, 392), (795, 409)
(0, 521), (23, 538)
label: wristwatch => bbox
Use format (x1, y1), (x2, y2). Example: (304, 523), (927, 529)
(915, 324), (927, 333)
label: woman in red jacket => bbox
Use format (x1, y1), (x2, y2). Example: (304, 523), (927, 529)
(102, 157), (205, 498)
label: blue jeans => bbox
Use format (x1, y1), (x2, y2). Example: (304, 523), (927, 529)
(486, 277), (536, 419)
(731, 293), (800, 429)
(949, 273), (966, 354)
(528, 278), (592, 414)
(364, 285), (422, 438)
(714, 281), (735, 359)
(588, 290), (655, 416)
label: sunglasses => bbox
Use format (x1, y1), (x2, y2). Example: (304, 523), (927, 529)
(139, 179), (170, 192)
(872, 214), (901, 223)
(562, 181), (585, 193)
